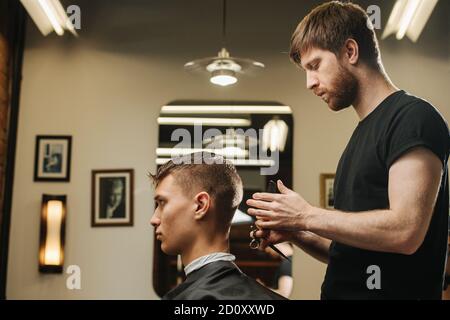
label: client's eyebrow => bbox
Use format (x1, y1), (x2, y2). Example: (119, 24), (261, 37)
(154, 195), (167, 202)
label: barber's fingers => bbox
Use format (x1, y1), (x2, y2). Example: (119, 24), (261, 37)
(247, 199), (275, 211)
(247, 208), (272, 218)
(277, 180), (293, 195)
(250, 192), (282, 202)
(249, 229), (269, 239)
(259, 238), (270, 250)
(255, 219), (278, 230)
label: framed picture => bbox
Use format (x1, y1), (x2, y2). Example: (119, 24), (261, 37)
(34, 135), (72, 182)
(91, 169), (134, 227)
(320, 173), (335, 209)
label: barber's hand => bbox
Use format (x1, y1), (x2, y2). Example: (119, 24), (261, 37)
(246, 180), (312, 231)
(250, 228), (296, 250)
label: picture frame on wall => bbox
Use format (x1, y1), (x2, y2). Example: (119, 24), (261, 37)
(320, 173), (335, 209)
(34, 135), (72, 182)
(91, 169), (134, 227)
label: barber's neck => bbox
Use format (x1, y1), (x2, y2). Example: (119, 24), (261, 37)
(352, 66), (398, 121)
(180, 233), (229, 267)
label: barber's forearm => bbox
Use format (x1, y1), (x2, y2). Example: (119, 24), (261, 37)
(291, 230), (331, 264)
(304, 207), (415, 254)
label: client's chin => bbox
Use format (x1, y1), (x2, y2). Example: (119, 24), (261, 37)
(160, 243), (177, 256)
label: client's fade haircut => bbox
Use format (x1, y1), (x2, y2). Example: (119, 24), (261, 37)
(150, 152), (243, 227)
(289, 1), (381, 70)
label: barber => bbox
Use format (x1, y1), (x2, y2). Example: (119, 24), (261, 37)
(248, 1), (450, 300)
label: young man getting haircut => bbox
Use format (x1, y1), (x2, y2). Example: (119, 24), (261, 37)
(150, 152), (285, 300)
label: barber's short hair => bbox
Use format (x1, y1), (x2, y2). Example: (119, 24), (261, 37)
(289, 1), (381, 70)
(149, 152), (243, 227)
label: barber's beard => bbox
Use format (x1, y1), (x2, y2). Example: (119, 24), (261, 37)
(327, 65), (359, 112)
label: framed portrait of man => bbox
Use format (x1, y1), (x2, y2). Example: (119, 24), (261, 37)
(91, 169), (134, 227)
(34, 135), (72, 182)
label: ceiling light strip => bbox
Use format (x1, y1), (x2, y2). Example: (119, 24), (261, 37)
(156, 158), (275, 167)
(396, 0), (422, 40)
(156, 147), (248, 158)
(157, 117), (251, 126)
(161, 105), (292, 114)
(38, 0), (64, 35)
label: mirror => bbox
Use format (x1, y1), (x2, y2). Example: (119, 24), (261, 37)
(153, 101), (294, 297)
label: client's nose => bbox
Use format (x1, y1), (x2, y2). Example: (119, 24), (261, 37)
(150, 212), (160, 227)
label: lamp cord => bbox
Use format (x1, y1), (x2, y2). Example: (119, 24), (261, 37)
(222, 0), (227, 48)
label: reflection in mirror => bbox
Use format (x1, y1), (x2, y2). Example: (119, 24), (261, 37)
(153, 101), (294, 298)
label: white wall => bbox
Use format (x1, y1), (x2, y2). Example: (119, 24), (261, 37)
(6, 0), (449, 299)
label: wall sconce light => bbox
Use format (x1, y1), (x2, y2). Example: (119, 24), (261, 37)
(39, 194), (67, 273)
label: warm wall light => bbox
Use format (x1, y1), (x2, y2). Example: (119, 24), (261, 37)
(39, 194), (67, 273)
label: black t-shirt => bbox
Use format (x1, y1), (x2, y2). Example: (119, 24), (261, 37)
(272, 258), (292, 289)
(321, 90), (450, 300)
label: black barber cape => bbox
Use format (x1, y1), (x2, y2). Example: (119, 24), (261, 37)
(162, 260), (286, 300)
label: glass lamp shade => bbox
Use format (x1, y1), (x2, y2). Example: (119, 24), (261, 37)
(39, 194), (67, 273)
(210, 69), (238, 86)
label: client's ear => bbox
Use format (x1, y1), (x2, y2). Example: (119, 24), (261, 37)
(194, 192), (210, 220)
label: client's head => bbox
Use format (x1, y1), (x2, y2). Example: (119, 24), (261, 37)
(150, 152), (243, 257)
